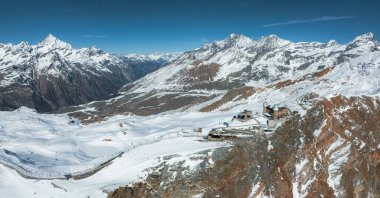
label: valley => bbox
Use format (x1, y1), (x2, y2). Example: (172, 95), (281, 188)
(0, 32), (379, 198)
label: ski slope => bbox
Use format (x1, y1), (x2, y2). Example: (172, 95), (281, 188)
(0, 108), (239, 197)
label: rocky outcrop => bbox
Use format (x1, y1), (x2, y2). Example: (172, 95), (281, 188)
(0, 35), (175, 112)
(71, 33), (379, 120)
(200, 86), (258, 112)
(109, 95), (380, 198)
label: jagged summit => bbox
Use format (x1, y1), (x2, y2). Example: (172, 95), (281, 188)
(39, 34), (61, 45)
(352, 32), (375, 42)
(43, 33), (58, 42)
(327, 40), (338, 47)
(1, 32), (379, 113)
(349, 32), (376, 47)
(203, 33), (294, 51)
(259, 34), (280, 40)
(85, 45), (105, 56)
(112, 32), (380, 116)
(16, 41), (30, 47)
(226, 33), (255, 45)
(0, 35), (179, 112)
(125, 52), (181, 64)
(13, 41), (31, 53)
(345, 32), (377, 53)
(228, 33), (245, 39)
(88, 45), (99, 51)
(37, 34), (72, 52)
(206, 33), (256, 50)
(256, 34), (291, 49)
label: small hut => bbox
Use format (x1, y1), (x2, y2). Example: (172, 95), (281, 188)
(233, 110), (253, 121)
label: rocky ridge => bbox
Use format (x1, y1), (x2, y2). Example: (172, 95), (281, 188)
(109, 95), (380, 198)
(72, 33), (380, 120)
(0, 35), (177, 112)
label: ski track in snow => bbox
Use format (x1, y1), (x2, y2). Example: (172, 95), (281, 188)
(1, 32), (379, 197)
(0, 108), (236, 197)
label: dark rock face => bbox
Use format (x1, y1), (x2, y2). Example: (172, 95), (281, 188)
(121, 57), (173, 80)
(0, 63), (133, 112)
(96, 91), (214, 116)
(74, 33), (378, 120)
(0, 36), (174, 112)
(109, 96), (380, 198)
(200, 86), (258, 112)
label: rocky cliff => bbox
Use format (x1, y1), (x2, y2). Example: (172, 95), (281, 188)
(0, 35), (177, 112)
(109, 95), (380, 198)
(74, 33), (379, 119)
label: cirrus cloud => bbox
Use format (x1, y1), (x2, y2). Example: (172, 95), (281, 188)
(262, 16), (355, 27)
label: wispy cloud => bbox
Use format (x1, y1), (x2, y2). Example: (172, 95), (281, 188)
(262, 16), (355, 27)
(80, 34), (109, 38)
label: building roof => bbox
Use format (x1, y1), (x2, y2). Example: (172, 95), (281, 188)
(268, 104), (288, 109)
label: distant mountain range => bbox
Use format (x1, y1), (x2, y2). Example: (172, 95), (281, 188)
(105, 33), (380, 198)
(69, 32), (379, 119)
(1, 32), (379, 197)
(0, 34), (179, 111)
(1, 32), (379, 116)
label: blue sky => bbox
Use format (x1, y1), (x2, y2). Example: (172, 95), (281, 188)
(0, 0), (379, 54)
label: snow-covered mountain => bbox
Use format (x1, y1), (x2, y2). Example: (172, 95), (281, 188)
(121, 52), (181, 82)
(124, 52), (181, 63)
(109, 95), (380, 198)
(0, 33), (379, 198)
(0, 34), (176, 112)
(131, 32), (377, 91)
(103, 33), (380, 198)
(81, 32), (379, 117)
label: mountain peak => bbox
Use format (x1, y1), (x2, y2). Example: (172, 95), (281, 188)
(125, 52), (181, 62)
(351, 32), (375, 44)
(45, 33), (57, 42)
(89, 45), (99, 51)
(227, 33), (252, 41)
(37, 34), (72, 52)
(327, 40), (338, 47)
(16, 41), (30, 47)
(258, 34), (281, 42)
(39, 34), (61, 45)
(13, 41), (31, 53)
(213, 33), (255, 49)
(267, 34), (280, 39)
(256, 34), (290, 49)
(85, 45), (105, 56)
(228, 33), (243, 39)
(346, 32), (377, 51)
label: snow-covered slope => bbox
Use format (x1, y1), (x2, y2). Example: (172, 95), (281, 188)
(200, 50), (380, 115)
(128, 33), (342, 91)
(120, 52), (181, 82)
(0, 34), (118, 82)
(1, 33), (379, 198)
(124, 52), (181, 63)
(0, 35), (176, 112)
(133, 32), (378, 91)
(0, 106), (231, 197)
(108, 95), (380, 198)
(85, 32), (379, 117)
